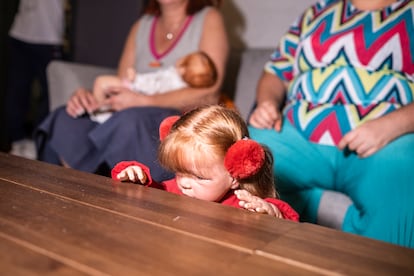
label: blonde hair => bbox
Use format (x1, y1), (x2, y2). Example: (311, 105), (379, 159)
(158, 105), (277, 198)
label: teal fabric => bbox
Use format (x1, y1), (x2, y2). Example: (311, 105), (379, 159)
(249, 121), (414, 248)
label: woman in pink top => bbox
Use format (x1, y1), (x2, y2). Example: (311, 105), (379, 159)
(35, 0), (228, 181)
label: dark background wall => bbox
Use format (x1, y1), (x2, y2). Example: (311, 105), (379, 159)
(0, 0), (20, 151)
(70, 0), (147, 68)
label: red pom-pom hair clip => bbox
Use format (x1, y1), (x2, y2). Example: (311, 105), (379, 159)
(224, 138), (265, 179)
(159, 115), (180, 141)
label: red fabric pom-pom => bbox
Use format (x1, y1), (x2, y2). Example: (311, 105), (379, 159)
(159, 115), (180, 141)
(224, 139), (265, 179)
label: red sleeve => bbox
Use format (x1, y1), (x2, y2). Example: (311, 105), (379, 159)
(111, 161), (153, 185)
(265, 198), (299, 222)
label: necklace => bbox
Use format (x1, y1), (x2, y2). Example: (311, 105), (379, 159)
(162, 16), (188, 41)
(166, 32), (174, 40)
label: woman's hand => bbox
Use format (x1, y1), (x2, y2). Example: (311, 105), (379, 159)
(235, 189), (283, 218)
(66, 88), (100, 118)
(249, 101), (283, 131)
(338, 117), (395, 158)
(116, 165), (148, 184)
(338, 103), (414, 158)
(103, 86), (150, 111)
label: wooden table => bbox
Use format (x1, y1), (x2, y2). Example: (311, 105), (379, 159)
(1, 152), (413, 275)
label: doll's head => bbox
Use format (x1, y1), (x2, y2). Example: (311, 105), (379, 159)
(158, 105), (277, 199)
(176, 51), (218, 88)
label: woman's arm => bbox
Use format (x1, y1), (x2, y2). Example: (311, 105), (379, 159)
(195, 7), (229, 106)
(117, 20), (140, 78)
(248, 72), (288, 131)
(105, 8), (229, 112)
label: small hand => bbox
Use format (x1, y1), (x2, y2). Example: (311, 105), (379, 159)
(248, 101), (282, 131)
(117, 165), (147, 184)
(235, 189), (283, 218)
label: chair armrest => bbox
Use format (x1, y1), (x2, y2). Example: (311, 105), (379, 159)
(47, 61), (117, 111)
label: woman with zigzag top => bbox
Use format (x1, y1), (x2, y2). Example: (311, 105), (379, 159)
(248, 0), (414, 248)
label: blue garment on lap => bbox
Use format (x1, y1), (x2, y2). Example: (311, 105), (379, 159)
(35, 106), (179, 181)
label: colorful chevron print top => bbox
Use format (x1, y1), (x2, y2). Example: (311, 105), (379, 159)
(265, 0), (414, 146)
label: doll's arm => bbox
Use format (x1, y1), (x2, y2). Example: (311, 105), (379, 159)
(111, 161), (152, 184)
(117, 166), (147, 184)
(235, 189), (282, 218)
(235, 189), (299, 221)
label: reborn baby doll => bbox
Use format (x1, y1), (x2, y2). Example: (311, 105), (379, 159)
(90, 51), (218, 123)
(112, 105), (299, 221)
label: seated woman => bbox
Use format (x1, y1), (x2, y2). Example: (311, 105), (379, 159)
(35, 0), (228, 181)
(91, 51), (217, 123)
(248, 0), (414, 248)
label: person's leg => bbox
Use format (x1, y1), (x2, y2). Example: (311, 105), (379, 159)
(32, 44), (63, 127)
(89, 107), (180, 182)
(36, 138), (61, 165)
(5, 38), (34, 143)
(35, 106), (102, 172)
(249, 121), (337, 223)
(339, 133), (414, 248)
(317, 190), (352, 229)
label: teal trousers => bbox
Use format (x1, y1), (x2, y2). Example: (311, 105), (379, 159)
(249, 121), (414, 248)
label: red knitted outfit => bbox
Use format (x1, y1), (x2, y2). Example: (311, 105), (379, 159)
(112, 161), (299, 221)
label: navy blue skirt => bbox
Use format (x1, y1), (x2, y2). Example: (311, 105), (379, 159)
(35, 106), (179, 181)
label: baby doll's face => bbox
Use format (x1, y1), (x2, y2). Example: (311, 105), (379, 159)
(175, 155), (238, 202)
(178, 53), (216, 88)
(185, 54), (209, 74)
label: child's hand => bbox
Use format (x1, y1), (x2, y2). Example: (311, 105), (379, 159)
(235, 189), (283, 218)
(117, 165), (147, 184)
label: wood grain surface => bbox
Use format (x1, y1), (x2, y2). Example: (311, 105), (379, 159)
(1, 152), (413, 275)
